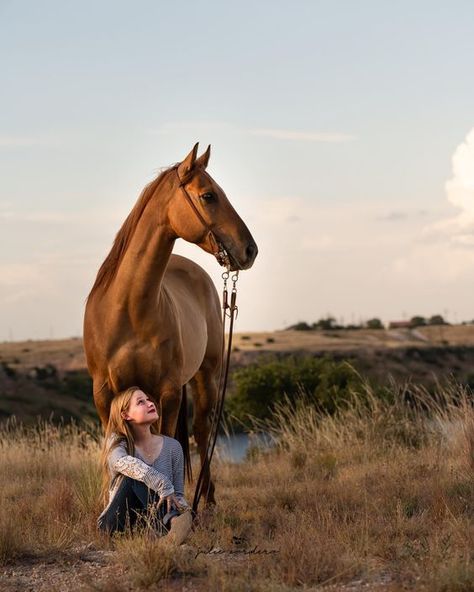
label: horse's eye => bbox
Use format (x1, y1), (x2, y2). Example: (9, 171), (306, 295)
(200, 192), (215, 203)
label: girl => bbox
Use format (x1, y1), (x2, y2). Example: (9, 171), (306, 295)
(97, 385), (193, 545)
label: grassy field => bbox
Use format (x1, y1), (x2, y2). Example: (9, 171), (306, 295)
(1, 379), (473, 591)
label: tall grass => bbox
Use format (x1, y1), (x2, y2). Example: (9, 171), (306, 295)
(239, 376), (474, 589)
(1, 378), (473, 591)
(0, 415), (103, 563)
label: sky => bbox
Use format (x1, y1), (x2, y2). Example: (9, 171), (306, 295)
(1, 0), (474, 341)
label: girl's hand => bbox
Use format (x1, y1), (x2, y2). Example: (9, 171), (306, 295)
(158, 492), (182, 513)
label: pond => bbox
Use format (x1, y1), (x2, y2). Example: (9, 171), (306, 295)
(213, 431), (275, 463)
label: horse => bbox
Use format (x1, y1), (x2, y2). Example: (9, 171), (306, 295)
(83, 142), (258, 506)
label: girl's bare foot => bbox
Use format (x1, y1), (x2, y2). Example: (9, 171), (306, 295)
(165, 510), (193, 546)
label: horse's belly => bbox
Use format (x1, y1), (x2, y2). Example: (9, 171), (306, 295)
(163, 254), (221, 383)
(178, 306), (208, 383)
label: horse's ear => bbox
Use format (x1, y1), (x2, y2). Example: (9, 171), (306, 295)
(178, 142), (199, 180)
(195, 144), (211, 170)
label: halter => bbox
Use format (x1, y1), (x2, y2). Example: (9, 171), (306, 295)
(176, 168), (233, 269)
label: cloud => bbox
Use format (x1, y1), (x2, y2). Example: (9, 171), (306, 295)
(386, 127), (474, 284)
(376, 209), (429, 222)
(0, 135), (59, 148)
(0, 262), (43, 288)
(0, 206), (127, 225)
(445, 127), (474, 226)
(421, 127), (474, 243)
(149, 121), (355, 143)
(246, 128), (355, 142)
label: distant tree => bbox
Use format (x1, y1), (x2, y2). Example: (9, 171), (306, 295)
(287, 321), (313, 331)
(366, 318), (384, 329)
(313, 316), (338, 330)
(410, 316), (426, 327)
(428, 315), (447, 326)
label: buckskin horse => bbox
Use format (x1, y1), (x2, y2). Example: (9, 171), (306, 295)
(83, 143), (258, 506)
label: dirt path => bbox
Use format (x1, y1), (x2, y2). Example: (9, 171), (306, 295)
(1, 542), (396, 592)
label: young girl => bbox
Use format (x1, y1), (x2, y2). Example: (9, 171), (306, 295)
(97, 385), (193, 544)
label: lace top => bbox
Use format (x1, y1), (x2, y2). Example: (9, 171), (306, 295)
(97, 433), (190, 525)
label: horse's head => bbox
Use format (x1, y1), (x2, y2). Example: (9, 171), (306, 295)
(167, 142), (258, 271)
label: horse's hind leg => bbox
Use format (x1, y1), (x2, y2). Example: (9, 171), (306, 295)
(189, 358), (220, 507)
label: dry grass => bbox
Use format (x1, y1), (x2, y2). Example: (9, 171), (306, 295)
(1, 380), (473, 591)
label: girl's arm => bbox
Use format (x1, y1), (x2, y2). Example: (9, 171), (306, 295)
(108, 437), (175, 498)
(171, 440), (191, 509)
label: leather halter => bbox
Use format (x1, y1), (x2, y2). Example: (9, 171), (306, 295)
(176, 168), (232, 269)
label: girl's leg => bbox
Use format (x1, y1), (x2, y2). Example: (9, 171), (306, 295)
(98, 477), (185, 538)
(98, 476), (147, 535)
(130, 479), (174, 535)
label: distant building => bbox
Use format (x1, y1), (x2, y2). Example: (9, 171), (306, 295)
(388, 320), (412, 329)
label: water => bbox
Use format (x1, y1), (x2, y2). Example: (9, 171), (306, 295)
(214, 431), (275, 463)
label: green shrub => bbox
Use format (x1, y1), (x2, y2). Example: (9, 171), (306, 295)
(60, 371), (93, 401)
(225, 354), (366, 429)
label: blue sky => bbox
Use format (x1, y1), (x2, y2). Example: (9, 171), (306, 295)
(1, 1), (474, 340)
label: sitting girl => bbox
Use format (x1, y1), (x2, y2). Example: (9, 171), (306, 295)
(97, 385), (192, 544)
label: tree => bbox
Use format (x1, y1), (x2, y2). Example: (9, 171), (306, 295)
(366, 318), (384, 329)
(410, 316), (426, 327)
(287, 321), (313, 331)
(313, 316), (338, 330)
(428, 315), (447, 326)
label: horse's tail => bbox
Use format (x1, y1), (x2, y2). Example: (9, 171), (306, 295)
(175, 383), (193, 484)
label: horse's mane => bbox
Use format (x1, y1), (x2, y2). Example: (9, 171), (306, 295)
(85, 163), (179, 304)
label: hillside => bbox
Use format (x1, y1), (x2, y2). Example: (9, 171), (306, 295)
(1, 325), (474, 426)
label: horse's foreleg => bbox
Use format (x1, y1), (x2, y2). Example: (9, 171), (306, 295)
(189, 364), (219, 506)
(159, 388), (182, 438)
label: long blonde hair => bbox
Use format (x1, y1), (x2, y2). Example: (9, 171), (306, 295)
(99, 386), (161, 507)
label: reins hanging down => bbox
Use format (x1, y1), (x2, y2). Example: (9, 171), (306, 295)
(191, 269), (239, 516)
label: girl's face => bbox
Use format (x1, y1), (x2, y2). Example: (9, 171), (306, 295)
(121, 390), (159, 425)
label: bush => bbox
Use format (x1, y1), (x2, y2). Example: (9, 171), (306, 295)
(225, 354), (367, 429)
(1, 362), (16, 379)
(60, 371), (93, 401)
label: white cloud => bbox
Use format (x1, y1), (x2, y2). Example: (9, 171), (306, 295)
(421, 127), (474, 242)
(0, 262), (43, 288)
(446, 128), (474, 216)
(148, 120), (355, 143)
(0, 135), (59, 148)
(387, 127), (474, 284)
(246, 128), (355, 143)
(0, 206), (127, 225)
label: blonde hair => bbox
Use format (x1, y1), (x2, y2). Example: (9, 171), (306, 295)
(99, 386), (160, 507)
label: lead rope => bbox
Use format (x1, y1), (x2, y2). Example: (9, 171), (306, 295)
(191, 268), (239, 519)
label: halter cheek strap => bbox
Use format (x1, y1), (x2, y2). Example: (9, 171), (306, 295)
(175, 169), (231, 269)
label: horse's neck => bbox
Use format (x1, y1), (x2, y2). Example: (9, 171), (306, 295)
(110, 196), (175, 321)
